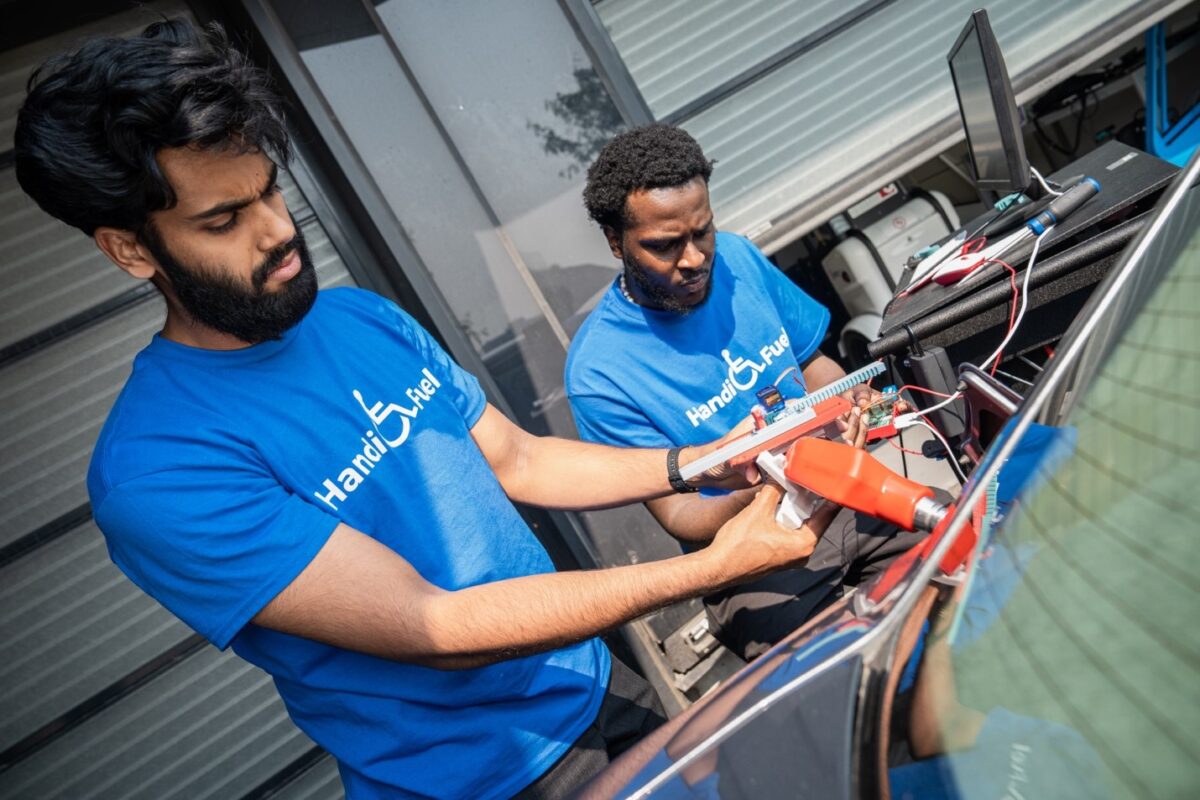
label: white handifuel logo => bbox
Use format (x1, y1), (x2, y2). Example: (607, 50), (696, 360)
(684, 327), (791, 427)
(313, 368), (442, 510)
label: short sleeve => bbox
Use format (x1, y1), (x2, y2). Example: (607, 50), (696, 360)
(736, 236), (830, 362)
(366, 292), (487, 427)
(569, 391), (672, 449)
(95, 467), (340, 649)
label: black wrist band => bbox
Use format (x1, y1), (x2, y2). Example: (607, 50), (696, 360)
(667, 446), (698, 493)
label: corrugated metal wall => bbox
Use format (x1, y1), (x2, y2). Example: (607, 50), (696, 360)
(0, 6), (344, 797)
(598, 0), (878, 120)
(593, 0), (1191, 252)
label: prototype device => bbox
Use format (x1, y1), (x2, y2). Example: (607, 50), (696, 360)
(679, 361), (889, 528)
(948, 9), (1030, 194)
(678, 360), (889, 483)
(781, 437), (980, 601)
(784, 437), (947, 532)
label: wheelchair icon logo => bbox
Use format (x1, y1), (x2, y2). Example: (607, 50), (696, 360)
(722, 349), (764, 391)
(353, 389), (418, 448)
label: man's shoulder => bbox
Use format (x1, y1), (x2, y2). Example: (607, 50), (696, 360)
(310, 287), (432, 352)
(715, 230), (760, 257)
(313, 285), (391, 317)
(87, 357), (218, 510)
(715, 231), (769, 274)
(564, 283), (630, 384)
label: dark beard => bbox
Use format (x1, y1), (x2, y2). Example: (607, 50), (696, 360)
(623, 249), (710, 315)
(141, 223), (318, 343)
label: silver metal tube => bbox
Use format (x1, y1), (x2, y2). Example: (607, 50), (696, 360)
(912, 496), (949, 532)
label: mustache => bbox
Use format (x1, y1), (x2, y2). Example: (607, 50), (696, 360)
(251, 236), (302, 290)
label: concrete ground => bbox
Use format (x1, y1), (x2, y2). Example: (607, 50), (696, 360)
(869, 424), (963, 498)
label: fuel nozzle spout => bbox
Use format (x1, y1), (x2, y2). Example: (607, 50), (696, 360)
(782, 438), (949, 532)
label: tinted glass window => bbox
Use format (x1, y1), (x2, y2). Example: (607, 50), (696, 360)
(888, 185), (1200, 798)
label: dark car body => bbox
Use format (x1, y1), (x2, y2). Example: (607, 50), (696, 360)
(579, 150), (1200, 800)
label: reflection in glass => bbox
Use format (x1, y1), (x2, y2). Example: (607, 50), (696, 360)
(886, 196), (1200, 799)
(528, 67), (624, 178)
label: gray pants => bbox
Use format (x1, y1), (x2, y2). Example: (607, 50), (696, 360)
(705, 505), (931, 661)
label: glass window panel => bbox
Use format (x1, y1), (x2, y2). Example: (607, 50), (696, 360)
(374, 0), (626, 335)
(888, 187), (1200, 799)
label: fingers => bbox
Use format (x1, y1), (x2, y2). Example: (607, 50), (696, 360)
(840, 406), (868, 448)
(751, 481), (783, 509)
(808, 498), (842, 530)
(704, 457), (759, 490)
(851, 408), (868, 449)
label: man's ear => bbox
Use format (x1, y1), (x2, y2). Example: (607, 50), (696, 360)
(602, 225), (623, 261)
(94, 227), (159, 280)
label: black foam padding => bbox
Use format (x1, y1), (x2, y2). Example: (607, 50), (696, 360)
(869, 214), (1145, 358)
(878, 141), (1177, 340)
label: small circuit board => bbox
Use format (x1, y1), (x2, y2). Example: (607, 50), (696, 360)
(864, 385), (899, 441)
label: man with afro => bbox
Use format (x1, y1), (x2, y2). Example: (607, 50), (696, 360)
(566, 124), (927, 661)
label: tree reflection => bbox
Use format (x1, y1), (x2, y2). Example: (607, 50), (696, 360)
(528, 67), (624, 177)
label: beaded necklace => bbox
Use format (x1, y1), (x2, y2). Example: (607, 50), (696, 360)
(618, 273), (639, 305)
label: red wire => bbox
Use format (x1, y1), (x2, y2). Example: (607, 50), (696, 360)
(898, 384), (953, 398)
(977, 258), (1020, 375)
(888, 438), (926, 456)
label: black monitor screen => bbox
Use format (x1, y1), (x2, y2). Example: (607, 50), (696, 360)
(948, 11), (1029, 192)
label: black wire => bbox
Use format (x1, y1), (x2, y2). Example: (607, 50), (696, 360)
(1033, 90), (1091, 159)
(886, 354), (909, 478)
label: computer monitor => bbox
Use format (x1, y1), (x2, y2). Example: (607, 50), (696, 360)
(948, 9), (1031, 194)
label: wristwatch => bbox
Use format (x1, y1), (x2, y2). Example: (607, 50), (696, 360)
(667, 446), (699, 493)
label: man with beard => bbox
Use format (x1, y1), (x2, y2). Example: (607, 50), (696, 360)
(14, 22), (835, 800)
(565, 124), (927, 662)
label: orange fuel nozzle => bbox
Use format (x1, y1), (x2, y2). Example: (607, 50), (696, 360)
(782, 438), (946, 532)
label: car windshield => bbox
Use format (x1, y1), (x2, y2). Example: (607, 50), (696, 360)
(887, 180), (1200, 799)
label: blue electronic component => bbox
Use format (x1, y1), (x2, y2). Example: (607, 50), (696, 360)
(1025, 178), (1100, 235)
(756, 385), (785, 413)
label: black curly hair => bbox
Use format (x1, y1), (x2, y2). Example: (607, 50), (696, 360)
(14, 18), (290, 236)
(583, 123), (713, 233)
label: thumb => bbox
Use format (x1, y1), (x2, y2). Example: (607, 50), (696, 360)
(751, 482), (784, 511)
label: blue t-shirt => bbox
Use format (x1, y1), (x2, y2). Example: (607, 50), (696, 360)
(88, 288), (608, 799)
(566, 231), (830, 449)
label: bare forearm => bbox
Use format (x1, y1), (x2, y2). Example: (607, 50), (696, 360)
(646, 489), (756, 544)
(472, 405), (749, 510)
(415, 552), (732, 669)
(258, 486), (816, 671)
(256, 526), (741, 670)
(501, 433), (676, 509)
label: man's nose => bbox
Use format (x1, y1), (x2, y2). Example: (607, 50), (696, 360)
(258, 201), (295, 252)
(679, 239), (706, 269)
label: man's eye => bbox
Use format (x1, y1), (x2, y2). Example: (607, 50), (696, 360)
(266, 183), (281, 196)
(207, 213), (239, 234)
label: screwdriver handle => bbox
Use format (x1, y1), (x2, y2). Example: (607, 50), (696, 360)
(1026, 177), (1101, 235)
